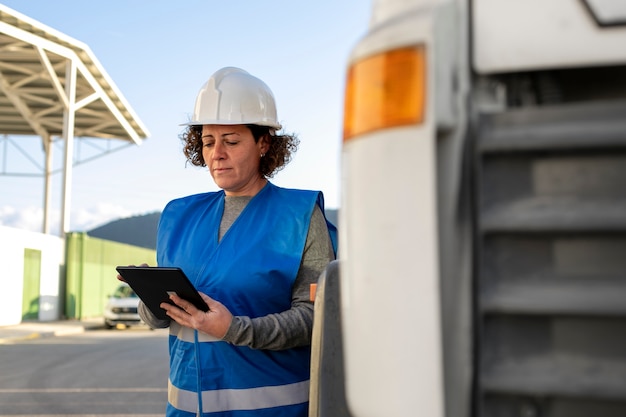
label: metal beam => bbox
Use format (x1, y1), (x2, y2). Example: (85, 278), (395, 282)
(0, 70), (49, 138)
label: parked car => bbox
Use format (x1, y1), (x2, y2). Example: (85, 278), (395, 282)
(104, 283), (143, 329)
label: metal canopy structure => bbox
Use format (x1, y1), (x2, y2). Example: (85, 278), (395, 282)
(0, 4), (149, 235)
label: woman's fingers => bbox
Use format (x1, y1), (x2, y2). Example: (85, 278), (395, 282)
(160, 292), (232, 339)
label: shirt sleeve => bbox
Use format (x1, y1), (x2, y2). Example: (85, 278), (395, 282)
(138, 300), (171, 329)
(221, 204), (335, 350)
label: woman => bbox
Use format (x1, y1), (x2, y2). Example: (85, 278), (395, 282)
(138, 67), (337, 417)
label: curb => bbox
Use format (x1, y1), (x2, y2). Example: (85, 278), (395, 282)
(0, 321), (100, 344)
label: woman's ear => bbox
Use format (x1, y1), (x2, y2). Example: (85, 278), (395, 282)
(260, 134), (271, 154)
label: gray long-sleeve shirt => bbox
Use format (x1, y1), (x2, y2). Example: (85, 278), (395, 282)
(138, 196), (335, 351)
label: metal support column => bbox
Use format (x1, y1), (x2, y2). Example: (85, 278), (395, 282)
(60, 60), (76, 236)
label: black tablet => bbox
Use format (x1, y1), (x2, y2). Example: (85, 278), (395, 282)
(115, 266), (209, 321)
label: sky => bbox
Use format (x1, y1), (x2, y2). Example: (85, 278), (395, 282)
(0, 0), (370, 235)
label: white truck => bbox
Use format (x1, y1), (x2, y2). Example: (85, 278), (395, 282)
(310, 1), (626, 417)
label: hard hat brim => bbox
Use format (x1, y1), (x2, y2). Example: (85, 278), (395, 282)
(179, 119), (282, 130)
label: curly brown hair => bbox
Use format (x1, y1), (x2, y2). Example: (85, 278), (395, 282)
(179, 124), (300, 178)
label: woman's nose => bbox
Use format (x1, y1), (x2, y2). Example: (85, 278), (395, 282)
(212, 141), (226, 159)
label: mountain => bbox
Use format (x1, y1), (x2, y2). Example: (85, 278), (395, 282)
(87, 212), (161, 249)
(88, 209), (339, 250)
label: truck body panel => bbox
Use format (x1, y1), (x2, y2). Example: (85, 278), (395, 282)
(310, 1), (626, 416)
(473, 0), (626, 73)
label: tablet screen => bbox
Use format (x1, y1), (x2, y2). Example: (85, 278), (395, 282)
(115, 266), (209, 321)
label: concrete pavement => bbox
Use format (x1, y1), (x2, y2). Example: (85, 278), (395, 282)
(0, 318), (104, 344)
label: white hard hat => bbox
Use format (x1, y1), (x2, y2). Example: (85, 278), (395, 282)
(182, 67), (282, 130)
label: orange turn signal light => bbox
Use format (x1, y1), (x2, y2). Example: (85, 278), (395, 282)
(343, 45), (426, 141)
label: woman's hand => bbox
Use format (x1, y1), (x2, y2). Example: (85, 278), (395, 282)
(160, 292), (233, 339)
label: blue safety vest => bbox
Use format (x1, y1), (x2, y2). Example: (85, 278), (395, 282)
(156, 182), (337, 416)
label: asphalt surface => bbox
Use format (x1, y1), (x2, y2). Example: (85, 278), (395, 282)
(0, 318), (105, 344)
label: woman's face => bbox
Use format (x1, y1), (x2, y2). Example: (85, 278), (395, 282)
(201, 124), (269, 196)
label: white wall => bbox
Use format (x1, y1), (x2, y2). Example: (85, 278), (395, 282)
(0, 226), (64, 325)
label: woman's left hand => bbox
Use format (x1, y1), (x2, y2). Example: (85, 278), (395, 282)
(160, 292), (233, 339)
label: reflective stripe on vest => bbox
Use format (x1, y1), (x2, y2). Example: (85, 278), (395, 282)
(170, 322), (220, 343)
(168, 379), (310, 414)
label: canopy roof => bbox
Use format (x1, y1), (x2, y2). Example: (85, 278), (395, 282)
(0, 5), (149, 142)
(0, 4), (149, 235)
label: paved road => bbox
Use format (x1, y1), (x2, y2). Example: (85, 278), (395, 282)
(0, 326), (170, 416)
